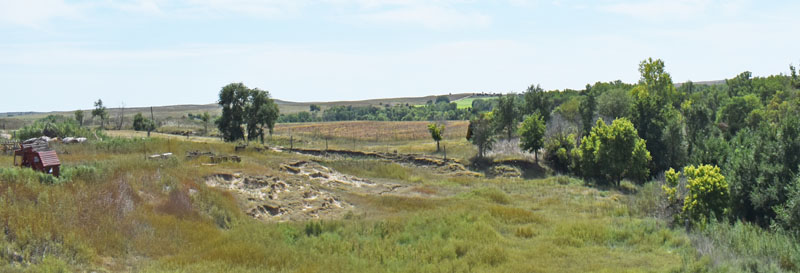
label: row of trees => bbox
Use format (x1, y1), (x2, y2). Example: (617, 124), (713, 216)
(278, 99), (479, 123)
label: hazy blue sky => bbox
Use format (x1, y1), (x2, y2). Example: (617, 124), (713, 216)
(1, 0), (798, 112)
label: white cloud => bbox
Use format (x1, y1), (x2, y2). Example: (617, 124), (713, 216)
(0, 0), (80, 27)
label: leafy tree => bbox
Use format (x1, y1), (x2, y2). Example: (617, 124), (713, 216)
(518, 113), (546, 162)
(597, 88), (632, 120)
(791, 64), (800, 89)
(467, 113), (496, 158)
(717, 94), (762, 137)
(630, 58), (686, 174)
(544, 132), (578, 173)
(577, 118), (651, 186)
(435, 96), (450, 104)
(522, 84), (550, 121)
(579, 84), (596, 136)
(132, 113), (156, 132)
(201, 112), (211, 135)
(217, 83), (249, 141)
(92, 99), (108, 129)
(74, 110), (84, 127)
(682, 165), (729, 224)
(310, 104), (321, 112)
(427, 123), (445, 152)
(471, 99), (493, 114)
(245, 88), (280, 144)
(726, 71), (753, 97)
(492, 94), (518, 139)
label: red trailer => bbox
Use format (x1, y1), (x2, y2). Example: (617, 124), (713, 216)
(13, 138), (60, 177)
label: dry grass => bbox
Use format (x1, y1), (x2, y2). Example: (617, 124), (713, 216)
(274, 120), (469, 142)
(0, 132), (716, 272)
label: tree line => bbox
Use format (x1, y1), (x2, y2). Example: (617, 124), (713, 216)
(465, 58), (800, 233)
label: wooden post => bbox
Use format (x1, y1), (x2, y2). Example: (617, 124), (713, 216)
(443, 144), (447, 161)
(290, 135), (293, 151)
(325, 137), (328, 151)
(148, 106), (154, 137)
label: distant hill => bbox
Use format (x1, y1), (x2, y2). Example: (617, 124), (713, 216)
(0, 93), (476, 129)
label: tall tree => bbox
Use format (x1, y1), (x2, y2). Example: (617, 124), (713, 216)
(518, 113), (546, 162)
(217, 83), (250, 142)
(492, 93), (518, 139)
(246, 88), (280, 144)
(467, 113), (496, 158)
(92, 99), (108, 129)
(630, 58), (686, 174)
(579, 84), (596, 136)
(74, 110), (84, 127)
(522, 84), (550, 121)
(201, 112), (211, 135)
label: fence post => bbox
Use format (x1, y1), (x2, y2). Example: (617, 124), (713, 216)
(443, 144), (447, 161)
(290, 135), (293, 151)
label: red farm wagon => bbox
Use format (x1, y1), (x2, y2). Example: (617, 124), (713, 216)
(13, 138), (60, 177)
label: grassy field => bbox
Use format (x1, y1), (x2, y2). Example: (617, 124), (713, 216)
(0, 122), (797, 272)
(453, 96), (499, 109)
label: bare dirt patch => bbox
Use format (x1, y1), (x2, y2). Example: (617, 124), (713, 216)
(205, 160), (413, 221)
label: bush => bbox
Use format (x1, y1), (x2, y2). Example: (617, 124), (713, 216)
(682, 165), (729, 224)
(577, 118), (651, 186)
(544, 133), (578, 173)
(16, 115), (94, 140)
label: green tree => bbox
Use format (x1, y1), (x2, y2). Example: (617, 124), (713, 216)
(435, 96), (450, 104)
(630, 58), (687, 173)
(726, 71), (753, 97)
(522, 84), (550, 121)
(577, 118), (651, 186)
(132, 113), (156, 132)
(245, 88), (280, 144)
(717, 94), (762, 137)
(518, 113), (546, 162)
(467, 113), (496, 158)
(201, 112), (211, 135)
(682, 165), (729, 224)
(74, 110), (84, 127)
(579, 84), (596, 136)
(217, 83), (250, 142)
(427, 123), (445, 152)
(310, 104), (321, 112)
(92, 99), (108, 129)
(544, 132), (578, 173)
(492, 94), (518, 139)
(597, 88), (632, 120)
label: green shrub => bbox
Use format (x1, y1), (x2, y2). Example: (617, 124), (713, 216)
(577, 118), (651, 186)
(683, 165), (728, 224)
(543, 132), (578, 173)
(16, 115), (94, 140)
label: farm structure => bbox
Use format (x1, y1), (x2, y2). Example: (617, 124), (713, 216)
(13, 138), (61, 177)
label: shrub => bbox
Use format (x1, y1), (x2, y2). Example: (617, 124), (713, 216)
(543, 132), (578, 173)
(577, 118), (651, 186)
(682, 165), (728, 224)
(16, 115), (94, 140)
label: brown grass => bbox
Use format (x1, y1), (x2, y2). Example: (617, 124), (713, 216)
(274, 120), (469, 142)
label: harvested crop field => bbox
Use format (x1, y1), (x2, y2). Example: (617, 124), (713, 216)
(274, 120), (469, 141)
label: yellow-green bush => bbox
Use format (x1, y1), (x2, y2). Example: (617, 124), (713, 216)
(683, 165), (728, 224)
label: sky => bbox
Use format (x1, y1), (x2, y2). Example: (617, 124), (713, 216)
(1, 0), (798, 112)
